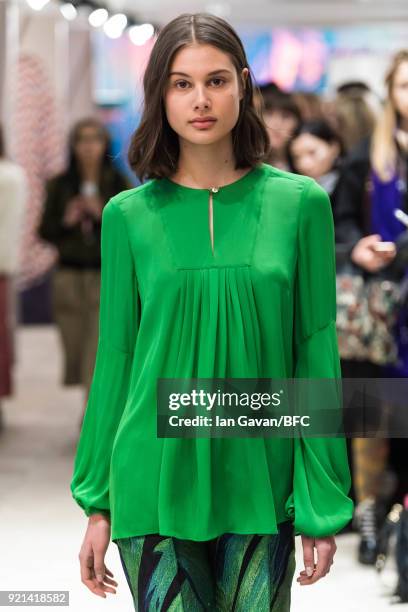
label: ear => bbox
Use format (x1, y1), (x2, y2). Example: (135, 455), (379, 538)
(240, 67), (249, 99)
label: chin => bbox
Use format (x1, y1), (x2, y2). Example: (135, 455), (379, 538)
(180, 131), (226, 147)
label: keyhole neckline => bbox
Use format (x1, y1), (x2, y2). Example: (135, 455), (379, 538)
(161, 163), (262, 193)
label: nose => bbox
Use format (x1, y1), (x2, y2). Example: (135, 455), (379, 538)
(193, 84), (211, 110)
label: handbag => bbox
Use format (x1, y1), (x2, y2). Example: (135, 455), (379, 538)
(336, 260), (401, 365)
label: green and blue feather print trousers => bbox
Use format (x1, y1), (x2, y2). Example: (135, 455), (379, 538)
(114, 519), (296, 611)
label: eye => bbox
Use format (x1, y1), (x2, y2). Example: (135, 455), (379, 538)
(174, 80), (190, 89)
(210, 78), (226, 87)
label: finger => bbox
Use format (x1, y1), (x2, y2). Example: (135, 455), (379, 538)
(80, 563), (106, 598)
(93, 549), (107, 583)
(105, 567), (115, 578)
(297, 564), (317, 582)
(380, 246), (396, 256)
(96, 581), (116, 594)
(84, 578), (107, 598)
(307, 559), (329, 583)
(304, 543), (333, 585)
(298, 566), (316, 576)
(92, 570), (118, 593)
(302, 537), (315, 578)
(89, 569), (116, 594)
(298, 549), (333, 584)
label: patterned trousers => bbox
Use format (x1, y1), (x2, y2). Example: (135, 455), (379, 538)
(114, 520), (295, 611)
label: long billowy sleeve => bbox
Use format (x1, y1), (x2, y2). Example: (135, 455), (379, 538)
(70, 197), (140, 517)
(285, 178), (354, 537)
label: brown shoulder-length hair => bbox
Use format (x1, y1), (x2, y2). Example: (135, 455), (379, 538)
(128, 12), (270, 182)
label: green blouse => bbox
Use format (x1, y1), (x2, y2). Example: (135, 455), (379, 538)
(70, 162), (354, 541)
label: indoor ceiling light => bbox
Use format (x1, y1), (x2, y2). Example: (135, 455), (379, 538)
(26, 0), (50, 10)
(60, 3), (77, 20)
(89, 7), (109, 27)
(128, 23), (155, 46)
(103, 13), (127, 39)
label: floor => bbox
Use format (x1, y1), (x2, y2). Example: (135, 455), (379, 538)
(0, 325), (406, 611)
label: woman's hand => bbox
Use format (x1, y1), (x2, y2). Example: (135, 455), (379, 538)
(62, 195), (102, 228)
(62, 197), (84, 227)
(78, 513), (118, 598)
(297, 534), (337, 586)
(82, 195), (103, 220)
(351, 234), (396, 273)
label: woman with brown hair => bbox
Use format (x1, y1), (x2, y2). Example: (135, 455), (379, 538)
(38, 118), (130, 416)
(70, 13), (353, 610)
(257, 82), (301, 171)
(333, 85), (378, 154)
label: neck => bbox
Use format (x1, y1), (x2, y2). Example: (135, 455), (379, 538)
(268, 147), (288, 168)
(80, 163), (100, 182)
(171, 136), (249, 189)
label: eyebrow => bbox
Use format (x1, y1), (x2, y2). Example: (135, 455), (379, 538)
(168, 69), (232, 77)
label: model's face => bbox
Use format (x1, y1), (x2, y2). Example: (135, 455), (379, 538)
(164, 43), (248, 148)
(290, 133), (340, 179)
(263, 109), (299, 151)
(392, 61), (408, 122)
(74, 126), (106, 167)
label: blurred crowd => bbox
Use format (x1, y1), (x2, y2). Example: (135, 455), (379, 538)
(255, 49), (408, 577)
(1, 46), (408, 597)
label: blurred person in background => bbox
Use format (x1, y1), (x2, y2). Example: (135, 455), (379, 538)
(332, 50), (408, 565)
(38, 118), (130, 425)
(0, 124), (26, 430)
(287, 118), (372, 268)
(257, 82), (301, 170)
(333, 81), (379, 153)
(292, 92), (324, 122)
(288, 119), (345, 212)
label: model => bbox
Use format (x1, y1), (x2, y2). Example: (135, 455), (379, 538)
(70, 12), (354, 611)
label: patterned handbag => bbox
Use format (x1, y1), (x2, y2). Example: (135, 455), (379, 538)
(336, 261), (401, 365)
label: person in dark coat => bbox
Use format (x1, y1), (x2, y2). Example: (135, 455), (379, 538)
(38, 117), (131, 421)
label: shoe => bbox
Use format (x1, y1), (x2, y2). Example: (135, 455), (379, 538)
(359, 534), (378, 565)
(354, 497), (379, 565)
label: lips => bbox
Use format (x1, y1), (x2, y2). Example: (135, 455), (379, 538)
(190, 118), (217, 129)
